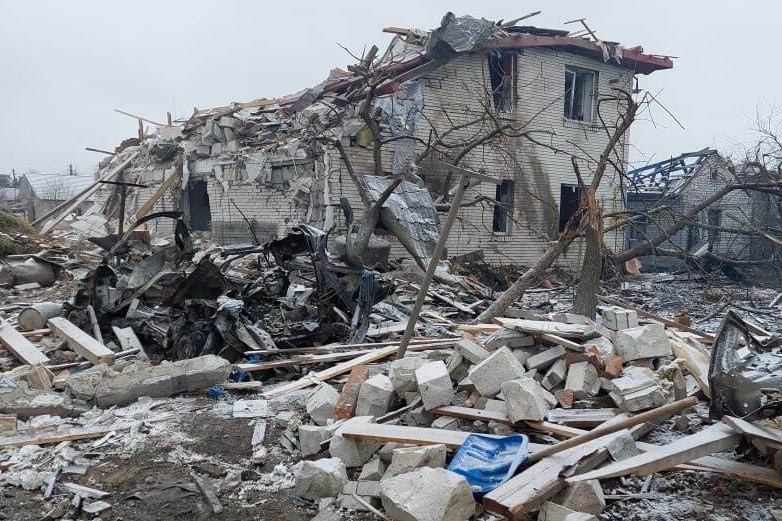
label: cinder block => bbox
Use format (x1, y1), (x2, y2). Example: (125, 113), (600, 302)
(415, 361), (454, 411)
(470, 347), (526, 398)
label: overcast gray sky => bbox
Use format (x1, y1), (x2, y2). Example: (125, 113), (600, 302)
(0, 1), (775, 177)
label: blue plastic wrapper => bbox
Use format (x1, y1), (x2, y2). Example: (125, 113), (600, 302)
(206, 385), (230, 401)
(447, 433), (529, 495)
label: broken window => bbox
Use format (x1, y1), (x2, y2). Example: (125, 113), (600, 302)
(558, 184), (583, 233)
(686, 225), (699, 249)
(492, 180), (514, 233)
(488, 51), (516, 114)
(564, 67), (597, 122)
(708, 208), (722, 245)
(185, 179), (211, 231)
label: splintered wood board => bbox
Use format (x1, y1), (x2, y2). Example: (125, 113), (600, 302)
(492, 318), (589, 339)
(546, 408), (621, 427)
(338, 422), (548, 452)
(723, 416), (782, 445)
(0, 321), (49, 365)
(0, 424), (133, 449)
(432, 406), (584, 438)
(48, 317), (115, 365)
(669, 332), (711, 398)
(567, 423), (740, 482)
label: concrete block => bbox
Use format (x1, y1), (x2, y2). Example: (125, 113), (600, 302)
(538, 501), (598, 521)
(610, 366), (658, 395)
(389, 357), (427, 396)
(306, 384), (340, 426)
(359, 457), (385, 481)
(431, 416), (459, 430)
(356, 480), (381, 497)
(604, 430), (641, 461)
(602, 308), (638, 331)
(550, 313), (591, 325)
(446, 350), (468, 381)
(484, 399), (508, 415)
(485, 329), (534, 349)
(541, 387), (558, 409)
(526, 346), (566, 371)
(383, 444), (447, 479)
(542, 359), (567, 390)
(294, 458), (347, 500)
(415, 361), (454, 411)
(329, 416), (381, 467)
(564, 362), (600, 399)
(511, 348), (534, 367)
(355, 375), (395, 418)
(380, 467), (474, 521)
(218, 116), (237, 128)
(613, 323), (672, 361)
(501, 378), (550, 422)
(470, 347), (526, 398)
(299, 423), (341, 457)
(621, 385), (670, 412)
(554, 479), (606, 515)
(456, 338), (490, 364)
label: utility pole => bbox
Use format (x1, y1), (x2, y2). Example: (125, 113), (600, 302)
(69, 164), (74, 176)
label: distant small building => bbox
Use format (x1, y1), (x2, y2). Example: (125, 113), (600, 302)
(17, 173), (94, 222)
(625, 148), (782, 271)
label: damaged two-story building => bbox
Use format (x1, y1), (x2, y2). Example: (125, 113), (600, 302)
(88, 13), (672, 272)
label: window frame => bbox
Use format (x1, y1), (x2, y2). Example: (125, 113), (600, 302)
(492, 179), (514, 234)
(487, 51), (518, 115)
(564, 66), (599, 123)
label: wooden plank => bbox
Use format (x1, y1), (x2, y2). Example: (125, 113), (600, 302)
(523, 417), (782, 489)
(125, 166), (181, 227)
(237, 350), (373, 372)
(20, 328), (51, 338)
(37, 151), (139, 233)
(338, 422), (548, 452)
(567, 423), (740, 482)
(668, 332), (711, 398)
(492, 318), (589, 339)
(676, 457), (782, 488)
(455, 323), (502, 334)
(0, 321), (50, 365)
(221, 381), (262, 392)
(61, 483), (109, 499)
(484, 429), (631, 519)
(0, 424), (132, 449)
(407, 283), (476, 315)
(723, 416), (782, 445)
(539, 333), (584, 352)
(261, 342), (455, 399)
(48, 317), (115, 365)
(243, 338), (453, 356)
(433, 406), (584, 438)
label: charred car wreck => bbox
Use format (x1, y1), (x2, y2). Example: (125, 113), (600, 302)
(66, 213), (394, 364)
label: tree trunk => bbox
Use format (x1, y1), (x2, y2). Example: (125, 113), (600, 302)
(475, 238), (573, 322)
(573, 190), (602, 319)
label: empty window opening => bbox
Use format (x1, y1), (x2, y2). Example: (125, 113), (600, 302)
(564, 67), (597, 122)
(627, 215), (649, 247)
(186, 179), (212, 231)
(493, 180), (514, 233)
(707, 208), (722, 245)
(488, 51), (516, 113)
(559, 184), (583, 232)
(686, 225), (700, 250)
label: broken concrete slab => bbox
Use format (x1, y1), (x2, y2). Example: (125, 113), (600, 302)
(64, 355), (230, 408)
(307, 384), (340, 426)
(470, 347), (526, 398)
(526, 346), (566, 371)
(484, 329), (534, 350)
(501, 378), (550, 422)
(359, 457), (385, 481)
(294, 458), (348, 500)
(415, 361), (454, 411)
(299, 423), (342, 457)
(542, 359), (567, 391)
(389, 357), (427, 396)
(456, 338), (490, 364)
(380, 467), (474, 521)
(355, 374), (395, 418)
(383, 444), (447, 479)
(564, 362), (600, 399)
(538, 501), (598, 521)
(431, 416), (459, 431)
(0, 378), (81, 420)
(330, 416), (382, 467)
(613, 323), (672, 361)
(554, 479), (606, 516)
